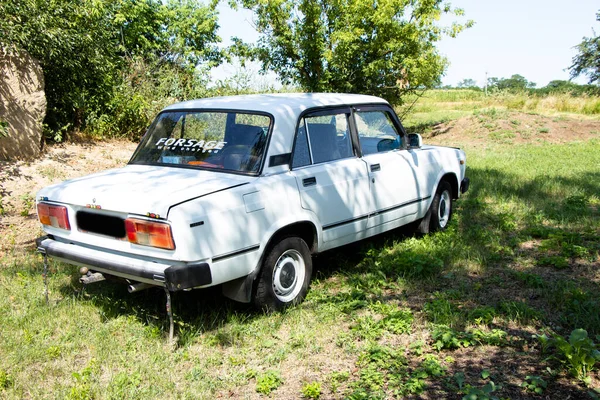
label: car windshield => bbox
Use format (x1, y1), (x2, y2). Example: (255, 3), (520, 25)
(129, 111), (271, 175)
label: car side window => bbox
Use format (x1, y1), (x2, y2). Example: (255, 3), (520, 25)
(292, 119), (311, 168)
(355, 111), (402, 155)
(292, 111), (354, 167)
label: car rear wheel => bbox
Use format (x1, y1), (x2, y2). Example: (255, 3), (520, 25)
(253, 236), (312, 311)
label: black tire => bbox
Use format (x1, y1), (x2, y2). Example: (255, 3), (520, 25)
(253, 236), (312, 311)
(429, 181), (453, 232)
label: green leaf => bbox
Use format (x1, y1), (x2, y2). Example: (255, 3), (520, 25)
(482, 381), (496, 393)
(569, 329), (589, 344)
(454, 372), (465, 389)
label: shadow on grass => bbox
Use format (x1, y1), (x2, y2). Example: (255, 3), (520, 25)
(42, 161), (599, 398)
(52, 165), (599, 345)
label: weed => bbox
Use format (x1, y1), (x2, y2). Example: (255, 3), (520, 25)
(453, 372), (466, 390)
(424, 297), (461, 326)
(520, 130), (532, 139)
(0, 120), (8, 137)
(468, 306), (497, 325)
(477, 108), (501, 119)
(549, 284), (600, 334)
(419, 354), (447, 377)
(350, 306), (413, 340)
(374, 305), (413, 335)
(0, 369), (13, 389)
(409, 340), (425, 355)
(511, 271), (546, 288)
(348, 344), (407, 398)
(328, 371), (350, 393)
(489, 130), (516, 143)
(46, 345), (61, 359)
(366, 247), (444, 280)
(432, 325), (507, 350)
(301, 381), (322, 399)
(538, 127), (550, 133)
(256, 370), (283, 395)
(432, 325), (470, 350)
(351, 315), (384, 341)
(108, 371), (143, 398)
(537, 329), (600, 384)
(37, 165), (66, 181)
(20, 193), (34, 216)
(498, 301), (542, 323)
(350, 347), (449, 398)
(537, 255), (569, 269)
(67, 359), (99, 400)
(521, 375), (547, 394)
(470, 328), (508, 346)
(462, 381), (500, 400)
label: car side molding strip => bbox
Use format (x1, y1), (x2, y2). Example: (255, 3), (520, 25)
(322, 196), (431, 231)
(212, 244), (260, 263)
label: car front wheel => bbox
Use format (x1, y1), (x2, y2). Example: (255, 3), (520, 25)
(253, 236), (312, 311)
(429, 181), (453, 231)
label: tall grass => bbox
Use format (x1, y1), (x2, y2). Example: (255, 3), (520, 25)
(401, 89), (600, 117)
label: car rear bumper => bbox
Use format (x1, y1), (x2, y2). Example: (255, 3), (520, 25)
(36, 236), (212, 291)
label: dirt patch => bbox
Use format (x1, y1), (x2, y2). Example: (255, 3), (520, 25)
(0, 140), (136, 256)
(423, 112), (600, 146)
(440, 345), (596, 399)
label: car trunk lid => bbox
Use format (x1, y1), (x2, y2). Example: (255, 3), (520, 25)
(38, 164), (252, 218)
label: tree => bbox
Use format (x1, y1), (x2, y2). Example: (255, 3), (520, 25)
(457, 78), (478, 88)
(0, 0), (223, 138)
(230, 0), (473, 104)
(487, 74), (535, 92)
(570, 11), (600, 85)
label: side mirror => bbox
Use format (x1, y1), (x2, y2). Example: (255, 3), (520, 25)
(408, 133), (423, 148)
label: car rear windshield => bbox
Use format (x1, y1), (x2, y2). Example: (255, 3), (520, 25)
(129, 111), (272, 175)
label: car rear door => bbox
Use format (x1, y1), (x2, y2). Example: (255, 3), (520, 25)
(290, 108), (372, 244)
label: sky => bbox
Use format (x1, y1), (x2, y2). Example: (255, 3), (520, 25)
(212, 0), (600, 88)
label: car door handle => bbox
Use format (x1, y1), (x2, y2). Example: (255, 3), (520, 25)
(370, 163), (381, 172)
(302, 177), (317, 187)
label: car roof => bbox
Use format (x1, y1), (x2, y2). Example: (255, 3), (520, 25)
(161, 93), (392, 176)
(162, 93), (389, 117)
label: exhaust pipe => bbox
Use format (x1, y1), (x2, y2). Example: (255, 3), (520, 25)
(128, 282), (155, 293)
(80, 272), (105, 285)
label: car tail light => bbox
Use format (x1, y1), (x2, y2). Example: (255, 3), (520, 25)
(125, 218), (175, 250)
(37, 203), (71, 230)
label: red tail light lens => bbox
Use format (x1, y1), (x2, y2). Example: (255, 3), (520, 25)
(37, 203), (71, 230)
(125, 218), (175, 250)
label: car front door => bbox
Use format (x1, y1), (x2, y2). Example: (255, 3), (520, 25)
(353, 107), (429, 234)
(290, 108), (372, 245)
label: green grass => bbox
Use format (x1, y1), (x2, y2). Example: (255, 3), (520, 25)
(1, 118), (600, 397)
(400, 89), (600, 134)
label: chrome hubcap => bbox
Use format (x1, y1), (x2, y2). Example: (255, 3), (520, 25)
(272, 249), (305, 302)
(438, 190), (451, 228)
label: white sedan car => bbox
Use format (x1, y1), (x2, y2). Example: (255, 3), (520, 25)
(36, 93), (469, 311)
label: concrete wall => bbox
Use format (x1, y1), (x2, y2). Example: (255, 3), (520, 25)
(0, 48), (46, 160)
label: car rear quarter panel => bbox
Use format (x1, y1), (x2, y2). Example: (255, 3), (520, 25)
(168, 173), (318, 286)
